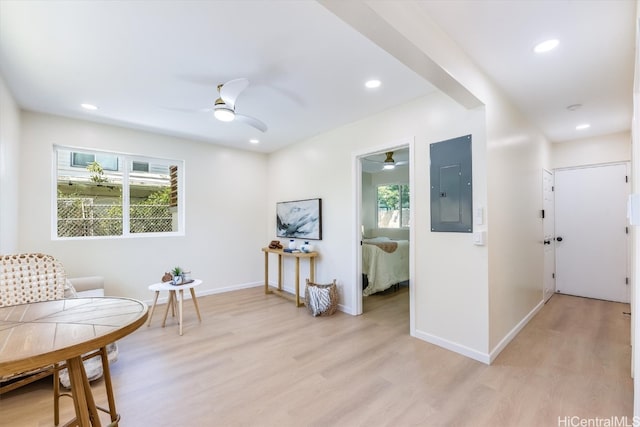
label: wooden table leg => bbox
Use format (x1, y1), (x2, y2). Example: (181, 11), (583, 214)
(295, 257), (301, 307)
(190, 287), (202, 322)
(178, 289), (184, 336)
(162, 291), (174, 328)
(99, 346), (118, 424)
(264, 251), (270, 294)
(147, 291), (160, 327)
(81, 361), (102, 426)
(66, 356), (95, 427)
(310, 257), (315, 282)
(277, 254), (283, 290)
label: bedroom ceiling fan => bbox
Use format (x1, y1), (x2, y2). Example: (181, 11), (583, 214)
(382, 152), (397, 170)
(363, 151), (408, 171)
(213, 78), (268, 132)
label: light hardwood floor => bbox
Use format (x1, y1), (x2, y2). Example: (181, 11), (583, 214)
(0, 286), (632, 427)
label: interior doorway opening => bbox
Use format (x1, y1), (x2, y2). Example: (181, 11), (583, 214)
(358, 145), (411, 317)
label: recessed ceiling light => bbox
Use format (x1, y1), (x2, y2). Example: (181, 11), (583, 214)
(249, 139), (259, 144)
(365, 79), (381, 89)
(576, 123), (591, 130)
(81, 103), (98, 110)
(533, 39), (559, 53)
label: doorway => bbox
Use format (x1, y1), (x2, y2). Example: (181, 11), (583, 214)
(554, 163), (630, 303)
(357, 145), (411, 316)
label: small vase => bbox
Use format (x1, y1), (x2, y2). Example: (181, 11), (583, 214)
(301, 241), (314, 253)
(288, 239), (296, 250)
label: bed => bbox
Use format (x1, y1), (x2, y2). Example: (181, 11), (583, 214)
(362, 238), (409, 296)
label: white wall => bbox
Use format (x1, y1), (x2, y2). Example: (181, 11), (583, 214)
(485, 92), (550, 354)
(267, 92), (490, 356)
(0, 75), (20, 254)
(386, 9), (552, 354)
(361, 172), (375, 236)
(321, 1), (552, 360)
(18, 112), (268, 301)
(552, 131), (632, 169)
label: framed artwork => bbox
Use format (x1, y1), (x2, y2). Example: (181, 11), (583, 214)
(276, 198), (322, 240)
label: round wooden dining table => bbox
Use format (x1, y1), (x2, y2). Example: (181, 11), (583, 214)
(0, 297), (148, 426)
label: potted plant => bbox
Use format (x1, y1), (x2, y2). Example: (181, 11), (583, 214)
(171, 266), (183, 285)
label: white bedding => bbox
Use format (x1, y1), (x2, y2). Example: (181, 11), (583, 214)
(362, 239), (409, 296)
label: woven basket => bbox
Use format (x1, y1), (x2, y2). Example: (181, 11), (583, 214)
(304, 279), (338, 317)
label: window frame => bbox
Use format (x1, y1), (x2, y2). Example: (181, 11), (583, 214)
(52, 145), (185, 240)
(376, 183), (410, 229)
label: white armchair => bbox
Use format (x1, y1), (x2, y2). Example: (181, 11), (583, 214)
(57, 276), (119, 389)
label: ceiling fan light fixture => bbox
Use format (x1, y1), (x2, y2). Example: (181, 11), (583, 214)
(383, 151), (395, 170)
(214, 107), (235, 122)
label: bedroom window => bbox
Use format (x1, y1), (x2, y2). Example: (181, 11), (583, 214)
(54, 146), (184, 239)
(377, 184), (410, 228)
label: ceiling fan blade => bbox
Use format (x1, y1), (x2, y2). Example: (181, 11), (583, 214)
(219, 78), (249, 110)
(235, 114), (268, 132)
(162, 106), (212, 113)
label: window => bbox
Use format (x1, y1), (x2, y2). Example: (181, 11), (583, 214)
(131, 161), (149, 172)
(377, 184), (410, 228)
(71, 152), (118, 171)
(55, 146), (183, 238)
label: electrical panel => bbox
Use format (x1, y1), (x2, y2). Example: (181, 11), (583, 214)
(430, 135), (473, 233)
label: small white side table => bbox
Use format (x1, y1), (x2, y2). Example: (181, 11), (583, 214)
(147, 279), (203, 335)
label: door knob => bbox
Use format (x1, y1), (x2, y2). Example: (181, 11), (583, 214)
(543, 239), (551, 245)
(556, 236), (563, 242)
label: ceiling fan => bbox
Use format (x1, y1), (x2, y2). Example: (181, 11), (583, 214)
(213, 78), (268, 132)
(363, 151), (408, 171)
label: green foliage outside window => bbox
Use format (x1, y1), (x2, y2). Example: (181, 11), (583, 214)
(377, 184), (410, 228)
(56, 147), (181, 238)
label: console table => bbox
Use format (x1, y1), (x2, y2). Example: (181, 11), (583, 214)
(262, 247), (318, 307)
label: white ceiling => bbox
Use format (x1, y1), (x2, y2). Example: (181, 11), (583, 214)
(0, 1), (635, 153)
(418, 0), (636, 143)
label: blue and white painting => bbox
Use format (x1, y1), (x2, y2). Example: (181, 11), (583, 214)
(276, 198), (322, 240)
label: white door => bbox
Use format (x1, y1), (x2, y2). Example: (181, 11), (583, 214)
(555, 163), (630, 303)
(543, 169), (555, 302)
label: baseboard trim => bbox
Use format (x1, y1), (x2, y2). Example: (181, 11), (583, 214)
(412, 299), (545, 365)
(488, 299), (544, 363)
(142, 281), (263, 306)
(413, 329), (491, 365)
(143, 281), (357, 315)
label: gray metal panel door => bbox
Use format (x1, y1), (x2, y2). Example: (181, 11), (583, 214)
(430, 135), (472, 232)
